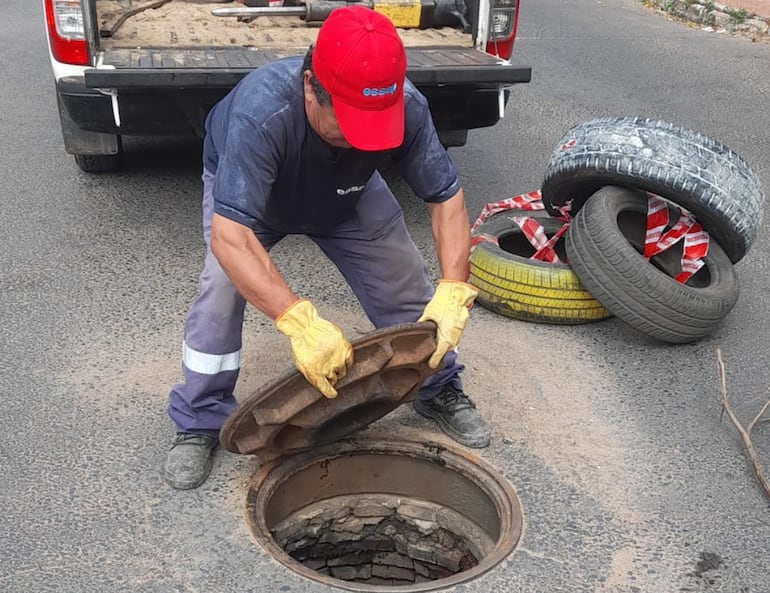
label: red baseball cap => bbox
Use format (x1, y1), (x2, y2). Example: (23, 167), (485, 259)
(312, 6), (407, 151)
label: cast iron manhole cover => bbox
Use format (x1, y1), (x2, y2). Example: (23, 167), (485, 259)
(220, 322), (438, 461)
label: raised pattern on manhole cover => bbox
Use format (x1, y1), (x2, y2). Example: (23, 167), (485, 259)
(220, 322), (437, 461)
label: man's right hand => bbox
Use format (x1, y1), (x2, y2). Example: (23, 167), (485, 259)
(275, 300), (353, 398)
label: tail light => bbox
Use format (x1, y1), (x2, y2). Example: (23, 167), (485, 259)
(44, 0), (89, 66)
(485, 0), (519, 60)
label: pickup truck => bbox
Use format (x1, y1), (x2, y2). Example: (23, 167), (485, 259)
(43, 0), (531, 172)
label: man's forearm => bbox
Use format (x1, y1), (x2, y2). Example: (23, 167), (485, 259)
(210, 213), (298, 319)
(428, 189), (472, 281)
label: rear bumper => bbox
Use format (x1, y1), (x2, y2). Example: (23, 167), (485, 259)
(60, 78), (517, 139)
(58, 77), (229, 137)
(61, 47), (531, 138)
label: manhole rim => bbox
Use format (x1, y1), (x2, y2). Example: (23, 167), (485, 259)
(245, 437), (523, 592)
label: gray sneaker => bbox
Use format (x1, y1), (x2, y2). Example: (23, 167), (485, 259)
(413, 385), (491, 448)
(163, 433), (218, 490)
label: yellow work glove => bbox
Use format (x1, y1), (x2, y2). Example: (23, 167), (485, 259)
(418, 280), (478, 369)
(275, 300), (354, 398)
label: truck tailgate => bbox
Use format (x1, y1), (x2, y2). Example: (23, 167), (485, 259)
(85, 47), (531, 89)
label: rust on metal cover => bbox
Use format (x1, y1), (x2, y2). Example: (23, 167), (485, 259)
(219, 322), (438, 461)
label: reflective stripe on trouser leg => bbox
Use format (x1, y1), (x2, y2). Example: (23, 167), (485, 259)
(310, 171), (464, 401)
(167, 247), (246, 434)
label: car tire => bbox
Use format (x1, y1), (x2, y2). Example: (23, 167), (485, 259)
(565, 186), (739, 343)
(541, 116), (765, 263)
(469, 211), (611, 324)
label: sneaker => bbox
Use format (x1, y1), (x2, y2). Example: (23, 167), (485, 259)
(413, 385), (491, 448)
(163, 433), (218, 490)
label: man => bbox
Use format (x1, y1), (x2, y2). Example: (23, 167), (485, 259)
(163, 5), (490, 490)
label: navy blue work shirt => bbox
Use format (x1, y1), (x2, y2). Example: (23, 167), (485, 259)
(203, 56), (460, 235)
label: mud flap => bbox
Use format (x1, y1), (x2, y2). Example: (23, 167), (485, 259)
(57, 92), (120, 156)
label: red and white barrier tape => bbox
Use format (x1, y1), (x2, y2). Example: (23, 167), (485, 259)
(471, 189), (710, 283)
(510, 215), (569, 263)
(470, 190), (546, 233)
(470, 190), (570, 262)
(644, 194), (709, 283)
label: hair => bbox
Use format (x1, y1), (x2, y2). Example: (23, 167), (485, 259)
(302, 46), (332, 107)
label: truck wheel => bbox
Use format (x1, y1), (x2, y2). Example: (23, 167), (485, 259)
(541, 116), (764, 263)
(565, 186), (739, 344)
(469, 211), (611, 324)
(74, 153), (121, 173)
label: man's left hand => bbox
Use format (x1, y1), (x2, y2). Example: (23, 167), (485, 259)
(418, 280), (478, 369)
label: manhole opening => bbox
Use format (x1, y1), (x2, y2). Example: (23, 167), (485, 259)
(247, 440), (523, 592)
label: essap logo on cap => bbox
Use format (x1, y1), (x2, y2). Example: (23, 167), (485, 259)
(362, 82), (398, 97)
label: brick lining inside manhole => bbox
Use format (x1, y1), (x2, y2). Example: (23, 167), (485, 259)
(273, 494), (494, 586)
(246, 439), (523, 592)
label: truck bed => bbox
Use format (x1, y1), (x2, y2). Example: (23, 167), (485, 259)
(90, 0), (532, 89)
(96, 0), (473, 50)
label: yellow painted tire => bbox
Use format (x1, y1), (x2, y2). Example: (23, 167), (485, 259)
(469, 211), (611, 324)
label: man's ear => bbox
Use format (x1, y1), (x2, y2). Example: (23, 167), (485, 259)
(302, 70), (314, 99)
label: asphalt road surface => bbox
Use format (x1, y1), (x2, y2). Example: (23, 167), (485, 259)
(2, 0), (769, 592)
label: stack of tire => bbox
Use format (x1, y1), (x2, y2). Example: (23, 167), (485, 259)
(470, 116), (765, 343)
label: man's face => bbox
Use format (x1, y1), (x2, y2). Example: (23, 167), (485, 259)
(303, 70), (352, 149)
